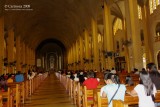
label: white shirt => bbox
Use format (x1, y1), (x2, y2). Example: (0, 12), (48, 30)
(134, 84), (157, 107)
(100, 86), (105, 97)
(103, 84), (126, 107)
(110, 70), (116, 74)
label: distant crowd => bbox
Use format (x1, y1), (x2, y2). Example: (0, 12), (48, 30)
(0, 67), (47, 92)
(58, 62), (160, 107)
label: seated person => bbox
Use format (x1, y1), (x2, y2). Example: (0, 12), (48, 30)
(73, 73), (79, 82)
(0, 75), (8, 92)
(133, 68), (139, 75)
(147, 63), (160, 90)
(7, 74), (14, 83)
(83, 71), (99, 89)
(15, 71), (24, 82)
(79, 71), (85, 84)
(110, 68), (116, 74)
(125, 75), (134, 86)
(101, 73), (126, 107)
(130, 71), (156, 107)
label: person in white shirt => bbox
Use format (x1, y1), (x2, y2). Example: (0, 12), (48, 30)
(110, 68), (116, 74)
(101, 73), (126, 107)
(130, 71), (157, 107)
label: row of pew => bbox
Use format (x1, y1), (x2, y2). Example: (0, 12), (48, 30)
(0, 72), (48, 107)
(56, 72), (160, 107)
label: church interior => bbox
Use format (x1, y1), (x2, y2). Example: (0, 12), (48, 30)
(0, 0), (160, 107)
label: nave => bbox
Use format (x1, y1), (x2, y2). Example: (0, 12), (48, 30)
(24, 73), (75, 107)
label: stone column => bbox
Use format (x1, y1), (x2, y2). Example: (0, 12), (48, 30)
(84, 30), (89, 70)
(123, 19), (131, 72)
(7, 28), (14, 73)
(72, 46), (75, 70)
(21, 42), (26, 72)
(125, 0), (143, 70)
(71, 47), (73, 70)
(75, 41), (78, 70)
(0, 16), (4, 74)
(29, 48), (32, 68)
(67, 50), (70, 69)
(25, 45), (29, 72)
(73, 44), (76, 70)
(32, 49), (35, 66)
(30, 48), (33, 66)
(33, 50), (36, 65)
(91, 18), (99, 71)
(103, 2), (114, 70)
(16, 36), (21, 72)
(141, 5), (152, 63)
(79, 36), (84, 70)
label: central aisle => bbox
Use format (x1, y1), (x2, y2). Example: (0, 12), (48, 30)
(24, 73), (76, 107)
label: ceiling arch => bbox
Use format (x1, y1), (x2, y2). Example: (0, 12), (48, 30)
(36, 38), (66, 54)
(0, 0), (129, 50)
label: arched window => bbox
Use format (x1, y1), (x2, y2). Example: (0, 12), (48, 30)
(138, 5), (142, 19)
(113, 18), (122, 35)
(149, 0), (160, 14)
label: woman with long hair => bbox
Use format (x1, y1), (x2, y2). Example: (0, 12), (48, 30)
(130, 71), (157, 107)
(147, 62), (160, 90)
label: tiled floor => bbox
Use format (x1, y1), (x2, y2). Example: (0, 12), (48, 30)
(24, 73), (76, 107)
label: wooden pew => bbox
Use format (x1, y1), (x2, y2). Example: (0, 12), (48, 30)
(8, 82), (24, 107)
(97, 92), (108, 107)
(66, 76), (69, 93)
(96, 86), (138, 107)
(119, 74), (128, 84)
(69, 79), (73, 98)
(82, 86), (94, 107)
(0, 95), (2, 107)
(112, 100), (128, 107)
(24, 80), (30, 99)
(124, 93), (138, 106)
(76, 82), (82, 107)
(0, 87), (12, 107)
(93, 89), (100, 107)
(96, 91), (138, 107)
(126, 86), (134, 92)
(155, 91), (160, 103)
(73, 81), (78, 104)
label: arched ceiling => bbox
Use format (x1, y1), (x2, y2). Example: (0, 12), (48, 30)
(0, 0), (143, 50)
(36, 39), (66, 54)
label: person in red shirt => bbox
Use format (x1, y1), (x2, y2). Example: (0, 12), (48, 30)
(83, 71), (99, 89)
